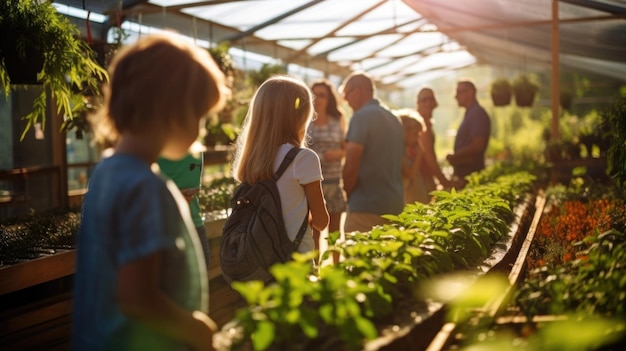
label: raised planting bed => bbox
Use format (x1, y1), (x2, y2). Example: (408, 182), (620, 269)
(0, 210), (79, 350)
(425, 178), (626, 351)
(363, 193), (537, 351)
(0, 211), (231, 350)
(424, 191), (547, 351)
(213, 168), (540, 351)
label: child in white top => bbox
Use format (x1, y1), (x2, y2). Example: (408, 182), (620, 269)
(231, 75), (329, 253)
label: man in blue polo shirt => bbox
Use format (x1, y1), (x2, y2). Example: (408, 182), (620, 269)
(341, 71), (404, 233)
(447, 79), (491, 187)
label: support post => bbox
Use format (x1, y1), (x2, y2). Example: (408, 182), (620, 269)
(551, 0), (561, 142)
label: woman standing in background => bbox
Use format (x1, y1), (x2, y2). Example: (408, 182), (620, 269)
(416, 87), (451, 199)
(308, 79), (347, 264)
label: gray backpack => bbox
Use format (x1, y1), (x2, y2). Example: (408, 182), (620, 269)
(220, 147), (308, 285)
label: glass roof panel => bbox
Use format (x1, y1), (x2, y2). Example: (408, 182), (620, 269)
(181, 0), (312, 30)
(375, 32), (448, 58)
(58, 0), (626, 91)
(327, 34), (405, 62)
(337, 0), (423, 36)
(254, 0), (361, 40)
(307, 37), (359, 56)
(368, 55), (423, 77)
(142, 0), (476, 89)
(359, 57), (393, 71)
(276, 39), (313, 51)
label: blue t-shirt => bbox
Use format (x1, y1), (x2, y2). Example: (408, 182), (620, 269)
(345, 99), (404, 215)
(453, 102), (491, 177)
(72, 154), (207, 351)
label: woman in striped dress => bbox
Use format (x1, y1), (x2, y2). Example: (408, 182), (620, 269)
(308, 79), (347, 264)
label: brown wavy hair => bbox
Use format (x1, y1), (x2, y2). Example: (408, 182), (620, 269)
(310, 78), (344, 120)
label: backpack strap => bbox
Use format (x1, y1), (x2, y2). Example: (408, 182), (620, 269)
(273, 147), (309, 248)
(292, 214), (308, 248)
(273, 147), (301, 180)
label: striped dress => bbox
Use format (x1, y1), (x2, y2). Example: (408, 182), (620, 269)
(307, 117), (343, 181)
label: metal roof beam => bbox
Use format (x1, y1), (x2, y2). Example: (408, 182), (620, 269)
(222, 0), (325, 43)
(361, 43), (443, 72)
(286, 0), (388, 62)
(352, 20), (429, 62)
(312, 18), (426, 59)
(168, 0), (256, 12)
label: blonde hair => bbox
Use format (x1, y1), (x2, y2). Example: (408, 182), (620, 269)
(91, 32), (227, 145)
(233, 75), (313, 184)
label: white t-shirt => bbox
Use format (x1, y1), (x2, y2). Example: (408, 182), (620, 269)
(273, 143), (323, 253)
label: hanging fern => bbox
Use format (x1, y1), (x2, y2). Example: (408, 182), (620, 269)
(604, 97), (626, 190)
(0, 0), (108, 140)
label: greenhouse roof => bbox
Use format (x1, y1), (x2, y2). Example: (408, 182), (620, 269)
(54, 0), (626, 89)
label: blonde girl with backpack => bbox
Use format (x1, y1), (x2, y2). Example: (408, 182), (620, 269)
(232, 75), (329, 255)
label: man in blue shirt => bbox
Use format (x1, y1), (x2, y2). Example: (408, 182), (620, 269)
(447, 80), (491, 187)
(341, 71), (404, 233)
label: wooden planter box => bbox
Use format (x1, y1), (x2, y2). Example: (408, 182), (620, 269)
(204, 216), (247, 327)
(0, 250), (75, 296)
(0, 250), (75, 350)
(0, 216), (231, 350)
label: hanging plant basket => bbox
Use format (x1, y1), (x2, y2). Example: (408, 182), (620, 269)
(0, 0), (108, 140)
(490, 78), (512, 107)
(0, 39), (45, 85)
(512, 75), (539, 107)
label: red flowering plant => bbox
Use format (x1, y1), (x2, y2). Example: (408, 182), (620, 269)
(526, 199), (619, 270)
(526, 178), (626, 271)
(515, 178), (626, 324)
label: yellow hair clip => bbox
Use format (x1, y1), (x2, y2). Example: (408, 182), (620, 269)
(294, 97), (300, 110)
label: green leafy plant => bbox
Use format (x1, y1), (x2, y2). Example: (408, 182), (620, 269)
(220, 252), (380, 351)
(215, 166), (537, 350)
(604, 97), (626, 190)
(518, 230), (626, 318)
(0, 0), (108, 140)
(247, 63), (287, 88)
(198, 176), (237, 214)
(208, 43), (237, 86)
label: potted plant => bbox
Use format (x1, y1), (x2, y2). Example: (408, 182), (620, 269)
(0, 0), (108, 140)
(490, 78), (512, 107)
(512, 75), (539, 107)
(247, 63), (287, 87)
